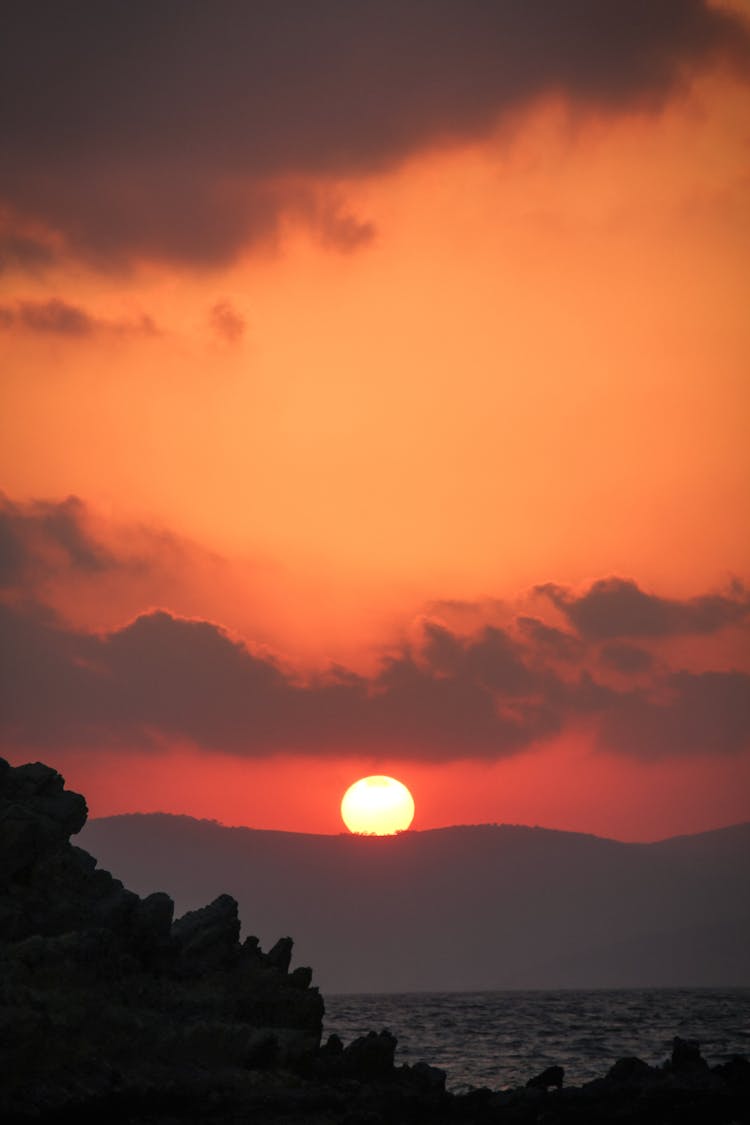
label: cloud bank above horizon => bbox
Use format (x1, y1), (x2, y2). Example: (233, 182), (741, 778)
(2, 494), (748, 765)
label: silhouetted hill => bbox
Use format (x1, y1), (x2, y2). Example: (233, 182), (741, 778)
(78, 817), (750, 993)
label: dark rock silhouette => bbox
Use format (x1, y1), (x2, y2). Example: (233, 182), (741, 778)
(0, 758), (323, 1119)
(340, 1029), (398, 1078)
(669, 1034), (709, 1074)
(526, 1064), (564, 1090)
(170, 892), (240, 972)
(606, 1055), (658, 1084)
(2, 757), (749, 1124)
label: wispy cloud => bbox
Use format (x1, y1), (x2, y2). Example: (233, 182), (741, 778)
(0, 298), (158, 337)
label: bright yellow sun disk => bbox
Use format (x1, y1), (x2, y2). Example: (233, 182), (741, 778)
(340, 775), (415, 835)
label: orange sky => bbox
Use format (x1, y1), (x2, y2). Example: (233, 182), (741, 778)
(1, 5), (749, 840)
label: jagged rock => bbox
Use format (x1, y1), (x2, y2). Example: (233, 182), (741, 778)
(130, 890), (174, 942)
(266, 935), (293, 972)
(409, 1059), (447, 1092)
(670, 1035), (708, 1072)
(289, 964), (313, 989)
(0, 760), (87, 882)
(525, 1063), (564, 1089)
(0, 757), (325, 1121)
(321, 1032), (345, 1056)
(0, 760), (149, 947)
(172, 892), (240, 973)
(242, 933), (262, 958)
(607, 1055), (657, 1084)
(342, 1030), (398, 1078)
(714, 1055), (750, 1089)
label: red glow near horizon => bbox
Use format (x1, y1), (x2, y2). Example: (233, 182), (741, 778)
(1, 38), (748, 841)
(5, 737), (747, 845)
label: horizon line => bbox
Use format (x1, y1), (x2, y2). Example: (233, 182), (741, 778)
(81, 813), (750, 848)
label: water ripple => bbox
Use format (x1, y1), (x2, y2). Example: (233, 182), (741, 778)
(324, 987), (750, 1091)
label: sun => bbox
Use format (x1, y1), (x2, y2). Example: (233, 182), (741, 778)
(340, 775), (415, 835)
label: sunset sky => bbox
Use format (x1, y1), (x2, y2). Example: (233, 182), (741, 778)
(2, 0), (749, 841)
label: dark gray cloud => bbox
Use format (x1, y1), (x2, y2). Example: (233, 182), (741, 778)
(1, 0), (746, 267)
(600, 641), (655, 675)
(0, 494), (116, 587)
(421, 621), (532, 693)
(517, 615), (583, 661)
(312, 199), (376, 253)
(0, 603), (561, 756)
(0, 233), (57, 274)
(1, 595), (748, 762)
(600, 671), (750, 759)
(2, 497), (748, 761)
(537, 577), (750, 639)
(0, 298), (95, 336)
(0, 298), (158, 337)
(209, 300), (246, 345)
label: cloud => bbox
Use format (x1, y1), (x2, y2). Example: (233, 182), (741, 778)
(0, 298), (95, 336)
(0, 603), (559, 756)
(420, 620), (532, 693)
(1, 596), (747, 763)
(598, 639), (656, 670)
(600, 671), (750, 759)
(1, 1), (746, 267)
(0, 494), (116, 587)
(600, 642), (655, 675)
(0, 232), (57, 274)
(209, 300), (246, 344)
(0, 298), (158, 337)
(1, 495), (748, 762)
(0, 495), (282, 658)
(516, 615), (583, 661)
(307, 195), (376, 253)
(537, 577), (750, 639)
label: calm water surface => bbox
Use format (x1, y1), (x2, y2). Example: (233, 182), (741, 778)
(324, 988), (750, 1092)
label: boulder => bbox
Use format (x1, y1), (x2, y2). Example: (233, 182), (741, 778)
(321, 1032), (345, 1057)
(714, 1055), (750, 1090)
(409, 1059), (447, 1092)
(607, 1056), (657, 1084)
(0, 760), (87, 882)
(670, 1035), (709, 1073)
(526, 1063), (564, 1090)
(342, 1030), (398, 1079)
(131, 889), (174, 942)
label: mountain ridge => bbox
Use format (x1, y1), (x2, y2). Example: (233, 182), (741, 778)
(79, 814), (750, 993)
(83, 812), (750, 846)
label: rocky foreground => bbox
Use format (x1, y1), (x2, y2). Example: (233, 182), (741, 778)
(1, 758), (749, 1124)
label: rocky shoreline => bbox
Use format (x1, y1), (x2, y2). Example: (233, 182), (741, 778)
(2, 758), (748, 1124)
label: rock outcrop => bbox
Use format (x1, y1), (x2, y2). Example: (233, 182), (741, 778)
(526, 1064), (564, 1090)
(0, 758), (323, 1119)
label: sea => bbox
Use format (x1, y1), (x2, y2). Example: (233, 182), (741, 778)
(323, 988), (750, 1092)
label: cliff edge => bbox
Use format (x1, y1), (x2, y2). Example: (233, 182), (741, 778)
(0, 757), (324, 1118)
